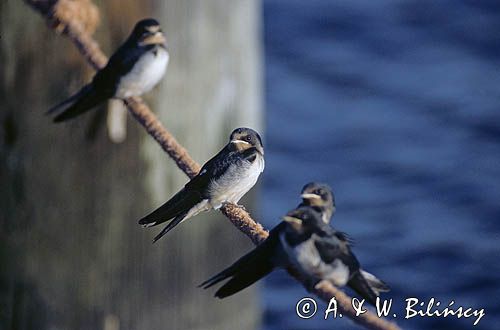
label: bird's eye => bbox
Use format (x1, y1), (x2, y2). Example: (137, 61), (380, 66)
(245, 136), (252, 142)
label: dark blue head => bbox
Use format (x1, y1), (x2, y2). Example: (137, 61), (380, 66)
(130, 18), (166, 47)
(229, 127), (264, 155)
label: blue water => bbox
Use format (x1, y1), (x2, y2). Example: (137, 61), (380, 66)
(261, 1), (500, 329)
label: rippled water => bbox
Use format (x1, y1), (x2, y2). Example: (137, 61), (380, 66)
(261, 1), (500, 329)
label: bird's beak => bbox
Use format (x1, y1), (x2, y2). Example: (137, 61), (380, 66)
(282, 215), (303, 231)
(301, 193), (321, 200)
(140, 32), (167, 47)
(230, 139), (251, 146)
(230, 139), (252, 152)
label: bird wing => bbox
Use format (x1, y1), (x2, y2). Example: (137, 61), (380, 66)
(193, 142), (262, 185)
(49, 57), (129, 123)
(335, 231), (355, 246)
(314, 229), (361, 268)
(313, 235), (344, 264)
(313, 220), (355, 246)
(138, 188), (205, 227)
(94, 42), (164, 94)
(151, 199), (209, 242)
(200, 224), (282, 298)
(183, 145), (250, 191)
(138, 145), (239, 227)
(51, 84), (110, 122)
(92, 44), (146, 89)
(314, 235), (380, 305)
(46, 84), (93, 115)
(49, 46), (135, 122)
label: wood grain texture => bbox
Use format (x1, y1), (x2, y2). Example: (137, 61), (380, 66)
(2, 1), (262, 329)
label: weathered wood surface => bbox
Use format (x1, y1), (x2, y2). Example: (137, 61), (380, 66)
(0, 1), (263, 329)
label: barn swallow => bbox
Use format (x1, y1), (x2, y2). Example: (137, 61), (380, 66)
(298, 182), (385, 288)
(298, 182), (335, 223)
(48, 18), (168, 122)
(200, 207), (389, 305)
(139, 127), (265, 242)
(280, 207), (389, 305)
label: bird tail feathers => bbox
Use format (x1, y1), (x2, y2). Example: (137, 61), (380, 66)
(348, 271), (380, 306)
(48, 84), (106, 122)
(200, 241), (276, 298)
(139, 189), (204, 228)
(46, 85), (89, 115)
(152, 213), (187, 243)
(360, 269), (390, 295)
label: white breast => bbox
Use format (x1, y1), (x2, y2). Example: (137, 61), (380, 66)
(280, 233), (350, 287)
(116, 47), (169, 98)
(208, 154), (265, 208)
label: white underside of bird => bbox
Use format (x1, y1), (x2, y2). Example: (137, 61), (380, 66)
(176, 153), (265, 226)
(280, 233), (350, 287)
(209, 154), (265, 208)
(116, 46), (169, 98)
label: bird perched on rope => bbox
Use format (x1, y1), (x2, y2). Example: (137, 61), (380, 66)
(47, 18), (168, 122)
(200, 206), (389, 305)
(139, 127), (265, 242)
(298, 182), (387, 286)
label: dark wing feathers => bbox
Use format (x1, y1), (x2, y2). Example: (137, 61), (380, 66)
(138, 144), (236, 227)
(213, 246), (275, 299)
(335, 231), (355, 246)
(188, 145), (250, 187)
(200, 228), (281, 298)
(52, 85), (107, 122)
(313, 236), (379, 306)
(199, 249), (258, 289)
(314, 229), (380, 306)
(314, 220), (355, 246)
(102, 42), (154, 79)
(49, 42), (150, 122)
(214, 261), (273, 299)
(313, 236), (344, 264)
(46, 84), (93, 115)
(138, 188), (203, 227)
(152, 212), (188, 243)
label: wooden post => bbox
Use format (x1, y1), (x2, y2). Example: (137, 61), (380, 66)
(0, 1), (262, 329)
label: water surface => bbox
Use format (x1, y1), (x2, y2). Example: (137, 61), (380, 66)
(262, 1), (500, 329)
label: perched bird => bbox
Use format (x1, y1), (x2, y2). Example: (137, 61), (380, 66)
(200, 207), (389, 305)
(298, 182), (335, 223)
(279, 207), (389, 305)
(48, 18), (168, 122)
(299, 182), (386, 295)
(139, 127), (265, 242)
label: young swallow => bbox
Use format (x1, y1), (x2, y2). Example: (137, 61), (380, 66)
(139, 127), (265, 242)
(200, 207), (389, 305)
(299, 183), (387, 295)
(280, 207), (389, 305)
(299, 182), (336, 224)
(48, 18), (168, 122)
